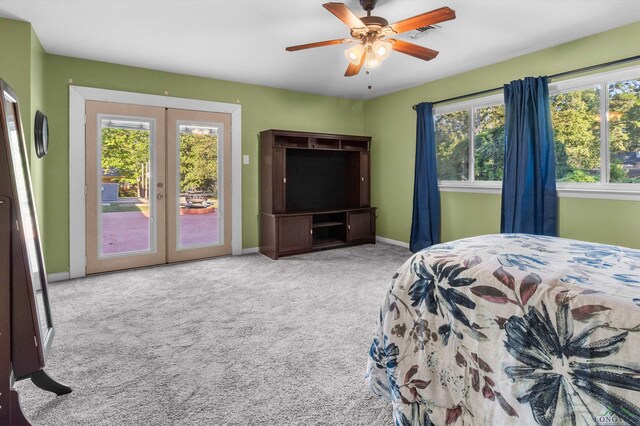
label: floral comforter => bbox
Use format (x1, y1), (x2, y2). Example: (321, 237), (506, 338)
(366, 234), (640, 426)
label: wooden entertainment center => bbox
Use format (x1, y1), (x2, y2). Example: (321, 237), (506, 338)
(259, 129), (376, 259)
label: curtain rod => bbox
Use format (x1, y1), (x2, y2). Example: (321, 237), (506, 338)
(411, 54), (640, 110)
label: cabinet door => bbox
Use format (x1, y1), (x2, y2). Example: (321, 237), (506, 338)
(273, 148), (286, 213)
(348, 210), (374, 242)
(278, 215), (312, 253)
(360, 151), (370, 207)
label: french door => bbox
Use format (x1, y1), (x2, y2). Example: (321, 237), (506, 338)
(85, 101), (231, 274)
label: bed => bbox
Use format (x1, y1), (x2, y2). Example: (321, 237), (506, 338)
(366, 234), (640, 425)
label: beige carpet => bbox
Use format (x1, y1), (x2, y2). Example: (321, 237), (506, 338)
(17, 242), (411, 425)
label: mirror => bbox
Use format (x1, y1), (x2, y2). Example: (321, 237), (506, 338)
(3, 88), (54, 355)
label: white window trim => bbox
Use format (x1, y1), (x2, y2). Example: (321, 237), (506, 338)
(439, 181), (501, 194)
(439, 183), (640, 201)
(434, 93), (503, 115)
(433, 65), (640, 200)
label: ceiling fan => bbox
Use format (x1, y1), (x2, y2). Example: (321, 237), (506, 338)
(285, 1), (456, 77)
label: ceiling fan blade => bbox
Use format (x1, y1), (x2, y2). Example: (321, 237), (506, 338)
(286, 38), (351, 52)
(323, 2), (367, 29)
(344, 54), (365, 77)
(389, 39), (439, 61)
(388, 6), (455, 34)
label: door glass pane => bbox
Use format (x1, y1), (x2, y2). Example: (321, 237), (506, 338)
(177, 122), (220, 248)
(99, 117), (154, 256)
(608, 77), (640, 183)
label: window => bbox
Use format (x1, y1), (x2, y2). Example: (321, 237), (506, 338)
(551, 86), (601, 182)
(433, 66), (640, 195)
(608, 78), (640, 183)
(435, 95), (505, 183)
(474, 104), (505, 181)
(435, 110), (469, 180)
(549, 70), (640, 186)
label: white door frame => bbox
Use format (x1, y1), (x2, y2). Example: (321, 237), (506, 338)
(69, 86), (242, 279)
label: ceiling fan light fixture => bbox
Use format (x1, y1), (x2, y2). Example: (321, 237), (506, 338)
(372, 40), (392, 60)
(288, 3), (456, 77)
(364, 52), (381, 69)
(344, 43), (365, 65)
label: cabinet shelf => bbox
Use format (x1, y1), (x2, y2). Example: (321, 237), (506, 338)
(309, 137), (340, 150)
(312, 238), (345, 248)
(312, 221), (344, 228)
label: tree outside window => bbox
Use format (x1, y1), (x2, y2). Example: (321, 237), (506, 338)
(474, 104), (505, 181)
(179, 131), (218, 196)
(550, 87), (601, 182)
(101, 128), (150, 198)
(435, 110), (469, 181)
(608, 78), (640, 183)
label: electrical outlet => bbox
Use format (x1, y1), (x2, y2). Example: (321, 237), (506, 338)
(243, 155), (250, 165)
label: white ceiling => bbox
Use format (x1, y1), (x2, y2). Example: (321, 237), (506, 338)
(0, 0), (638, 100)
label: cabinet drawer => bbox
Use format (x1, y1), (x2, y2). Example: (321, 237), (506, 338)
(278, 215), (312, 253)
(347, 210), (375, 242)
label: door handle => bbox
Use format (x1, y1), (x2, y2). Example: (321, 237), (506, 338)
(157, 193), (164, 200)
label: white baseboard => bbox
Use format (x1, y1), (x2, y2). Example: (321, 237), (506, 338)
(49, 249), (258, 282)
(48, 272), (71, 282)
(376, 236), (410, 248)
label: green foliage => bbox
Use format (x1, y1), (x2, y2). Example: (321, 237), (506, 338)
(550, 88), (600, 176)
(610, 161), (640, 183)
(118, 186), (138, 198)
(557, 169), (598, 183)
(554, 139), (572, 180)
(101, 203), (149, 213)
(474, 105), (505, 181)
(179, 133), (218, 194)
(608, 79), (640, 183)
(101, 128), (150, 185)
(474, 127), (504, 181)
(435, 110), (469, 180)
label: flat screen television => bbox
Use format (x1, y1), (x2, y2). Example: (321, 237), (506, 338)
(285, 149), (349, 212)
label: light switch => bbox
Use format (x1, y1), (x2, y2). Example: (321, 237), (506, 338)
(243, 155), (250, 165)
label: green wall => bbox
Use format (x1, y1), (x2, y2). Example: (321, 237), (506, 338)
(0, 19), (31, 118)
(0, 19), (46, 159)
(30, 28), (46, 230)
(440, 193), (501, 242)
(365, 21), (640, 248)
(0, 18), (47, 243)
(42, 55), (364, 273)
(559, 198), (640, 248)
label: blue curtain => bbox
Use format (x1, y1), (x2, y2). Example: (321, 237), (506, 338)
(410, 102), (440, 252)
(501, 76), (557, 236)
